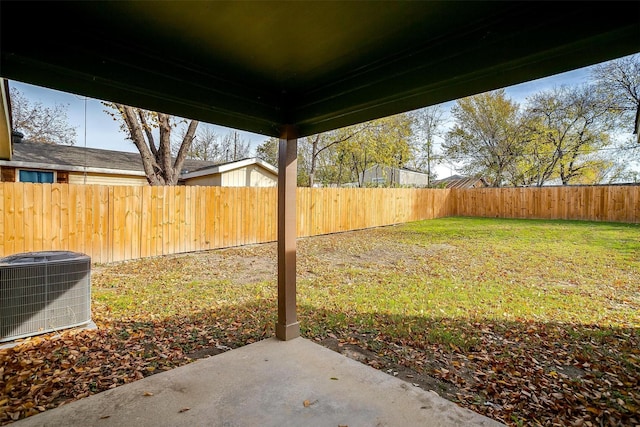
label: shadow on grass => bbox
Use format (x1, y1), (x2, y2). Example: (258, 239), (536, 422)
(2, 300), (638, 426)
(301, 305), (639, 424)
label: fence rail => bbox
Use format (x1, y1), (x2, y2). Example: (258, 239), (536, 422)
(0, 183), (637, 263)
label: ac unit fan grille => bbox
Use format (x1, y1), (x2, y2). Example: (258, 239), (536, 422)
(0, 251), (91, 342)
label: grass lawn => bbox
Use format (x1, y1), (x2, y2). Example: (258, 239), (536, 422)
(1, 217), (639, 426)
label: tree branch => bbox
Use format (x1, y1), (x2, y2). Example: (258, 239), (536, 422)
(137, 110), (157, 156)
(116, 104), (162, 185)
(173, 120), (200, 179)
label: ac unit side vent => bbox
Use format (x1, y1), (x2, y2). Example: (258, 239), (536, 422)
(0, 251), (91, 342)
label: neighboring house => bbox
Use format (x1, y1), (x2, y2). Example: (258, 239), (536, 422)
(360, 165), (431, 187)
(0, 139), (277, 187)
(540, 178), (564, 187)
(432, 175), (489, 189)
(180, 158), (278, 187)
(0, 79), (13, 161)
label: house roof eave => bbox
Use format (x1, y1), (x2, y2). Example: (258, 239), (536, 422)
(0, 159), (148, 177)
(180, 158), (278, 180)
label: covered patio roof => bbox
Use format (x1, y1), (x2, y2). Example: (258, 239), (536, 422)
(1, 1), (639, 340)
(2, 2), (638, 138)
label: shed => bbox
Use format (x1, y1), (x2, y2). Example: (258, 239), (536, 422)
(181, 158), (277, 187)
(361, 164), (431, 187)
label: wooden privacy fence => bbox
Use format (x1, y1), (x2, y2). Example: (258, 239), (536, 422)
(297, 187), (450, 237)
(450, 185), (640, 223)
(0, 183), (637, 264)
(0, 183), (450, 264)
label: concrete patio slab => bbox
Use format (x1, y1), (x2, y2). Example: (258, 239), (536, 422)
(14, 337), (504, 427)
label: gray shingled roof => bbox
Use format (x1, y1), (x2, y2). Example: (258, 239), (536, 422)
(10, 141), (218, 173)
(433, 175), (489, 189)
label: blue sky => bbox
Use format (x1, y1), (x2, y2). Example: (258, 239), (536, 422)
(8, 81), (269, 153)
(11, 55), (639, 180)
(8, 63), (594, 154)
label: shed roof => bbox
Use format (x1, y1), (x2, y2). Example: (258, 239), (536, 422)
(433, 175), (489, 189)
(1, 1), (638, 138)
(182, 157), (278, 179)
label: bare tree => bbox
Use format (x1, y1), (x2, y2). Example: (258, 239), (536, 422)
(220, 130), (251, 162)
(178, 125), (223, 161)
(591, 53), (640, 140)
(9, 86), (77, 145)
(108, 103), (198, 185)
(411, 105), (445, 186)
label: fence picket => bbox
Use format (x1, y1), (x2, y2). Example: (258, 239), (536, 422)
(23, 183), (35, 252)
(0, 183), (637, 262)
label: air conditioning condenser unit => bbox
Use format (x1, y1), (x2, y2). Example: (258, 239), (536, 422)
(0, 251), (92, 343)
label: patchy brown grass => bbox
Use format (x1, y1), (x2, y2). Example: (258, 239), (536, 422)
(1, 218), (639, 426)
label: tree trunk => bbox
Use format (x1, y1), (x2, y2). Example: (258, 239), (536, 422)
(113, 104), (199, 185)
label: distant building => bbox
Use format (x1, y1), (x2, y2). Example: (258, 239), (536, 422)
(0, 140), (277, 187)
(0, 79), (13, 161)
(360, 165), (431, 187)
(180, 158), (278, 187)
(432, 175), (489, 189)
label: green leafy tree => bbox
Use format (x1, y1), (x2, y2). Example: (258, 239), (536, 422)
(255, 137), (279, 167)
(256, 136), (309, 185)
(294, 126), (368, 187)
(256, 113), (414, 187)
(524, 85), (615, 185)
(9, 86), (77, 145)
(255, 136), (310, 185)
(337, 113), (414, 187)
(443, 90), (525, 187)
(304, 131), (359, 187)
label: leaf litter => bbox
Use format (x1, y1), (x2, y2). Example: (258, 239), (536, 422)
(1, 218), (638, 426)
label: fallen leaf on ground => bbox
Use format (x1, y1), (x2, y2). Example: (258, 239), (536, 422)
(303, 399), (318, 407)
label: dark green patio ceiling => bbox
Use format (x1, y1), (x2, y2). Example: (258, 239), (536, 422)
(1, 1), (639, 138)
